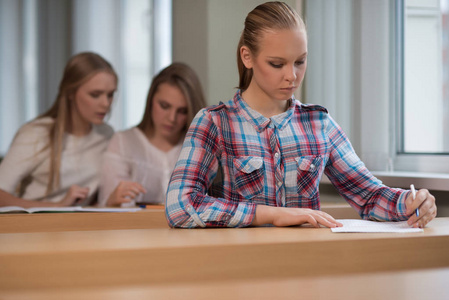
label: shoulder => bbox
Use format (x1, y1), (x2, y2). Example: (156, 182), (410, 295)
(205, 102), (227, 112)
(106, 127), (145, 153)
(295, 101), (328, 114)
(199, 99), (237, 120)
(16, 117), (53, 140)
(110, 127), (141, 143)
(191, 102), (232, 128)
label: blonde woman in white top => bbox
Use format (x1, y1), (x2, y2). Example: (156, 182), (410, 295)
(0, 52), (117, 207)
(99, 62), (206, 207)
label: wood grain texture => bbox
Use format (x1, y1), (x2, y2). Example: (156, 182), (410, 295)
(1, 218), (448, 291)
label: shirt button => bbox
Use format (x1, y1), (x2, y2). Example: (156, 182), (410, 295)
(310, 164), (316, 171)
(274, 152), (279, 158)
(277, 181), (282, 187)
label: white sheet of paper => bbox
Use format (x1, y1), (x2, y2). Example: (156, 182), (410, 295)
(331, 219), (423, 233)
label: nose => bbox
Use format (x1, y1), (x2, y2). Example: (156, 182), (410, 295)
(100, 95), (112, 109)
(284, 65), (297, 83)
(167, 109), (177, 123)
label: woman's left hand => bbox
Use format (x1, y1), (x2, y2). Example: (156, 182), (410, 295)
(107, 181), (146, 207)
(406, 188), (437, 228)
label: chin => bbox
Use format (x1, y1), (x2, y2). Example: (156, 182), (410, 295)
(91, 119), (104, 125)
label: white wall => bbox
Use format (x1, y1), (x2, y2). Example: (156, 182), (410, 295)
(173, 0), (297, 105)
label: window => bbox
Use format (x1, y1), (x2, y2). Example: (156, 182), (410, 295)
(394, 0), (449, 173)
(304, 0), (449, 176)
(401, 0), (449, 153)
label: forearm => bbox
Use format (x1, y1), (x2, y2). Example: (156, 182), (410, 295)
(0, 189), (60, 208)
(252, 204), (342, 228)
(252, 205), (275, 226)
(105, 188), (123, 207)
(166, 187), (256, 228)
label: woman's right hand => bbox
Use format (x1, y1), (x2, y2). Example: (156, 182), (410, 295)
(252, 205), (343, 228)
(106, 181), (146, 207)
(59, 185), (90, 206)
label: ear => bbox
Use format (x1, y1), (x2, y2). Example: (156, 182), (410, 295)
(240, 46), (253, 69)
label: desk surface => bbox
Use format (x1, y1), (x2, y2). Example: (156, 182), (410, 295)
(0, 203), (360, 233)
(0, 207), (168, 233)
(1, 217), (448, 293)
(2, 268), (449, 300)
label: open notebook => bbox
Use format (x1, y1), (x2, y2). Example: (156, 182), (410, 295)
(331, 219), (424, 233)
(0, 206), (142, 213)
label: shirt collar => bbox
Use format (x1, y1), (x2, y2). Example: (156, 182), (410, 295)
(232, 90), (296, 132)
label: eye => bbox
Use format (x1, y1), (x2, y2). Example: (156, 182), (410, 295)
(90, 92), (101, 98)
(177, 108), (188, 115)
(295, 60), (305, 66)
(269, 62), (283, 68)
(159, 101), (170, 109)
(107, 92), (115, 99)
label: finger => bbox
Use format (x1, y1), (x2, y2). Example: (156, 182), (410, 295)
(414, 189), (431, 207)
(406, 190), (424, 215)
(136, 185), (147, 194)
(134, 182), (147, 191)
(78, 188), (89, 197)
(117, 197), (132, 204)
(123, 190), (138, 199)
(316, 211), (343, 227)
(129, 182), (146, 194)
(407, 192), (435, 225)
(305, 215), (319, 228)
(314, 214), (341, 228)
(415, 204), (437, 228)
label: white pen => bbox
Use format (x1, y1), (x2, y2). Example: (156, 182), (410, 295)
(410, 184), (419, 217)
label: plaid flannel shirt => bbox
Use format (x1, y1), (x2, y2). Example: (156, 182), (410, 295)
(166, 90), (410, 228)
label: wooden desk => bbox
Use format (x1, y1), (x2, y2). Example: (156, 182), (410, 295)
(1, 268), (448, 300)
(0, 207), (168, 233)
(0, 204), (358, 233)
(1, 218), (448, 295)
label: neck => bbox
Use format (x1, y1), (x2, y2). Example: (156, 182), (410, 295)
(144, 128), (181, 152)
(68, 113), (92, 136)
(241, 86), (289, 118)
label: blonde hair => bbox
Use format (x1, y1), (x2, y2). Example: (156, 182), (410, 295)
(237, 1), (306, 90)
(38, 52), (117, 196)
(137, 62), (206, 137)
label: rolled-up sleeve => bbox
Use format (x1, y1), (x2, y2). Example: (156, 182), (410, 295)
(165, 109), (256, 228)
(324, 116), (409, 221)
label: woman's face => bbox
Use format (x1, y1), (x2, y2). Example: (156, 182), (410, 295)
(151, 82), (188, 140)
(73, 71), (117, 127)
(242, 27), (308, 102)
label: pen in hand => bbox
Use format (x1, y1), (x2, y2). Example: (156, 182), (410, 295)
(410, 184), (419, 217)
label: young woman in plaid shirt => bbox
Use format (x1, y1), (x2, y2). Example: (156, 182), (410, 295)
(166, 1), (437, 228)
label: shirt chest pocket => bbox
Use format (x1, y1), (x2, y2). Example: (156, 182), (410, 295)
(295, 155), (322, 198)
(232, 156), (264, 200)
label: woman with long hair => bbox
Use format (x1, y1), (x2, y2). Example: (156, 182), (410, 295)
(0, 52), (117, 207)
(165, 2), (436, 228)
(99, 62), (206, 207)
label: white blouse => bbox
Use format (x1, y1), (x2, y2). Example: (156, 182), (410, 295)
(0, 117), (114, 204)
(98, 127), (182, 206)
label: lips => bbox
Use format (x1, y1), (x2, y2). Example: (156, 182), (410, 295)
(163, 125), (175, 131)
(280, 87), (296, 93)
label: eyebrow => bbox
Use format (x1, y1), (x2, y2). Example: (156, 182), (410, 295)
(267, 52), (308, 60)
(90, 88), (116, 93)
(158, 99), (188, 109)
